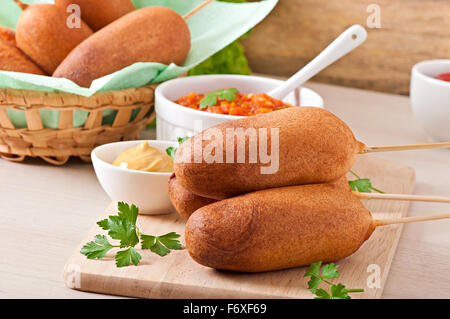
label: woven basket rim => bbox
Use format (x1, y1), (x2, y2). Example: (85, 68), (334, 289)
(0, 84), (158, 108)
(0, 83), (157, 165)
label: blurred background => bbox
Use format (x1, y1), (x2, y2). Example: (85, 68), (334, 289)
(200, 0), (449, 95)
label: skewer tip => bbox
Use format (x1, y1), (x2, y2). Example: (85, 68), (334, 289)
(183, 0), (215, 20)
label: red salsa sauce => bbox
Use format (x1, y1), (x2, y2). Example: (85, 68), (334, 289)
(175, 90), (294, 116)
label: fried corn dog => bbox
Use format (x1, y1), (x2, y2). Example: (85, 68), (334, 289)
(168, 174), (218, 219)
(0, 36), (46, 75)
(175, 107), (365, 200)
(0, 27), (16, 46)
(15, 1), (93, 74)
(53, 6), (190, 87)
(185, 181), (375, 272)
(55, 0), (135, 31)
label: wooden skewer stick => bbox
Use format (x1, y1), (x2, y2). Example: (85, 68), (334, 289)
(353, 192), (450, 203)
(183, 0), (214, 20)
(375, 213), (450, 227)
(360, 142), (450, 154)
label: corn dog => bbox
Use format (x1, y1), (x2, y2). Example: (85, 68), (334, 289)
(175, 107), (364, 199)
(185, 180), (374, 272)
(53, 6), (191, 87)
(0, 36), (46, 75)
(169, 175), (347, 220)
(0, 27), (16, 46)
(168, 174), (217, 219)
(54, 0), (135, 31)
(14, 0), (93, 74)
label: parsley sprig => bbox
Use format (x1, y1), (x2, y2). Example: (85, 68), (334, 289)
(141, 232), (182, 256)
(348, 170), (384, 193)
(304, 262), (364, 299)
(199, 88), (239, 109)
(166, 136), (190, 161)
(81, 202), (182, 267)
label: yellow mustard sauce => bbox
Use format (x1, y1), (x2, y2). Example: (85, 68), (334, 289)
(112, 142), (173, 173)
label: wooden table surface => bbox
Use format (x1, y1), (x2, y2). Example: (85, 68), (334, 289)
(1, 82), (449, 299)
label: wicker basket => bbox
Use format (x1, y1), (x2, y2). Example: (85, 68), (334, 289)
(0, 84), (157, 165)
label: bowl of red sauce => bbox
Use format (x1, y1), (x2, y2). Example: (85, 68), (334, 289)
(411, 60), (450, 142)
(175, 90), (294, 117)
(154, 75), (324, 140)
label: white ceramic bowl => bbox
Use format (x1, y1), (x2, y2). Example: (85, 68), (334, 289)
(155, 74), (324, 140)
(91, 140), (177, 215)
(411, 60), (450, 141)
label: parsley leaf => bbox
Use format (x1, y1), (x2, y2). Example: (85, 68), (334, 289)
(307, 276), (322, 293)
(82, 202), (182, 267)
(304, 261), (363, 299)
(314, 288), (331, 299)
(219, 88), (239, 101)
(199, 88), (239, 108)
(200, 92), (219, 109)
(141, 232), (182, 257)
(97, 202), (138, 233)
(100, 215), (139, 248)
(177, 136), (189, 144)
(97, 218), (109, 230)
(115, 248), (142, 267)
(158, 232), (183, 250)
(80, 235), (114, 259)
(304, 261), (322, 292)
(304, 262), (338, 293)
(321, 263), (340, 279)
(305, 261), (322, 277)
(348, 170), (384, 193)
(166, 136), (190, 160)
(166, 147), (176, 160)
(349, 178), (373, 193)
(330, 283), (351, 299)
(117, 202), (138, 225)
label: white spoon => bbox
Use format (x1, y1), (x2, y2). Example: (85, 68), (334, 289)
(268, 24), (367, 101)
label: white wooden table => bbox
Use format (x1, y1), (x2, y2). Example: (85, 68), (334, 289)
(1, 82), (449, 299)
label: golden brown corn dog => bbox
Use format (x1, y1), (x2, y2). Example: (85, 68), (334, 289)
(53, 6), (191, 87)
(14, 1), (93, 74)
(170, 174), (355, 220)
(55, 0), (135, 31)
(169, 175), (352, 220)
(0, 36), (46, 75)
(169, 176), (380, 220)
(185, 181), (375, 273)
(0, 27), (16, 46)
(175, 107), (365, 200)
(168, 174), (218, 219)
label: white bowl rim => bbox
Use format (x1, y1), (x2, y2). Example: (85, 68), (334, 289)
(155, 74), (324, 121)
(91, 140), (177, 176)
(412, 59), (450, 87)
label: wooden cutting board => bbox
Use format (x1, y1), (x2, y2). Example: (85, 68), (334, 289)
(63, 155), (415, 299)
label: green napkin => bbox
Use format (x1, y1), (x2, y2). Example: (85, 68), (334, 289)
(0, 0), (277, 128)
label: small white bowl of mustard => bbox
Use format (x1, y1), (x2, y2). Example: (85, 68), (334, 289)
(91, 140), (177, 215)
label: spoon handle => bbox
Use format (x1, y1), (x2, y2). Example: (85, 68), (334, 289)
(268, 24), (367, 101)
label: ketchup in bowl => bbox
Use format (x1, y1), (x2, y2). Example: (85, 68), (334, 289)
(436, 73), (450, 82)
